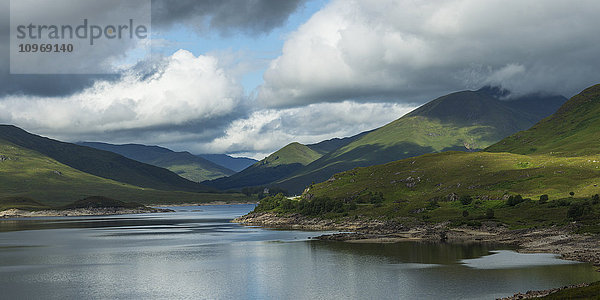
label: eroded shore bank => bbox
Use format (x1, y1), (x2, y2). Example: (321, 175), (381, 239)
(233, 212), (600, 268)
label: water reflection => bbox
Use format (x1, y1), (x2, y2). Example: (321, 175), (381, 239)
(0, 205), (599, 300)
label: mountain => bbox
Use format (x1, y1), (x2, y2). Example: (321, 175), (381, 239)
(206, 142), (322, 190)
(486, 84), (600, 156)
(0, 135), (249, 207)
(273, 89), (567, 193)
(254, 84), (600, 231)
(198, 154), (258, 172)
(79, 142), (235, 182)
(204, 131), (372, 191)
(206, 88), (566, 194)
(0, 125), (213, 192)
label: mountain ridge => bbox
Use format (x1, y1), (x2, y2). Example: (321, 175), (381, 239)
(0, 125), (213, 192)
(79, 142), (235, 182)
(272, 89), (567, 193)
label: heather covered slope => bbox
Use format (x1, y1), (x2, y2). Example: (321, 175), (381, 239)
(0, 125), (213, 192)
(80, 142), (235, 182)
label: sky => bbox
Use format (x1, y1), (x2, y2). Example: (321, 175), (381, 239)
(2, 0), (600, 159)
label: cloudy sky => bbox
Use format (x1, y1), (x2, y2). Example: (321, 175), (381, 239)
(2, 0), (600, 159)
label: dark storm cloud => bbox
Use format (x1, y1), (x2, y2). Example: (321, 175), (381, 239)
(152, 0), (307, 35)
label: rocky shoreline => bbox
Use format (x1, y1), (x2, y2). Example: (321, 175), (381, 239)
(0, 207), (174, 218)
(233, 212), (600, 267)
(498, 283), (590, 300)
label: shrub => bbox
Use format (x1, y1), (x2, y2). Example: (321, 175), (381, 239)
(539, 194), (549, 204)
(460, 195), (473, 205)
(567, 202), (591, 220)
(506, 195), (524, 206)
(297, 196), (353, 215)
(370, 192), (384, 204)
(485, 208), (495, 219)
(592, 194), (600, 205)
(253, 193), (287, 212)
(280, 199), (297, 211)
(462, 210), (469, 217)
(569, 191), (575, 197)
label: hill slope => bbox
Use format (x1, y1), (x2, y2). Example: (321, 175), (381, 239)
(206, 142), (324, 190)
(275, 90), (566, 193)
(79, 142), (235, 182)
(252, 84), (600, 230)
(0, 139), (249, 207)
(486, 84), (600, 156)
(198, 154), (258, 172)
(204, 130), (373, 191)
(0, 125), (212, 192)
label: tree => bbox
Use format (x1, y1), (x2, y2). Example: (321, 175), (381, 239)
(592, 194), (600, 204)
(569, 191), (575, 197)
(462, 210), (469, 217)
(539, 194), (549, 204)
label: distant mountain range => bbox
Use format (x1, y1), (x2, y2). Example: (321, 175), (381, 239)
(197, 154), (258, 172)
(205, 87), (567, 193)
(79, 142), (236, 182)
(204, 131), (371, 191)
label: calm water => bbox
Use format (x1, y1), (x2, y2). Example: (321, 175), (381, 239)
(1, 204), (599, 299)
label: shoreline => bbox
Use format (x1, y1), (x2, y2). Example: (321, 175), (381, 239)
(233, 212), (600, 268)
(153, 201), (257, 207)
(0, 207), (173, 218)
(0, 202), (257, 218)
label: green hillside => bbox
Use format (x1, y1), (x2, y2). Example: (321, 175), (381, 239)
(0, 125), (212, 192)
(487, 84), (600, 156)
(262, 142), (322, 166)
(206, 142), (324, 190)
(257, 151), (600, 230)
(0, 139), (251, 208)
(251, 84), (600, 231)
(80, 142), (235, 182)
(275, 90), (566, 193)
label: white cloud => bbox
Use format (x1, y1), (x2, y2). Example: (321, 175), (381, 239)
(0, 49), (242, 137)
(200, 101), (415, 159)
(259, 0), (600, 107)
